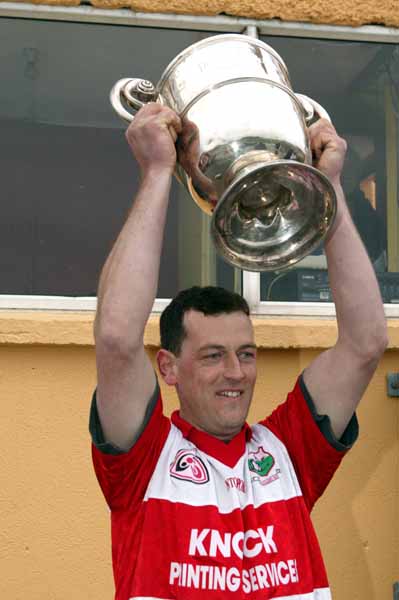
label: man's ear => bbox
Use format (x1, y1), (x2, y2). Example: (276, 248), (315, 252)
(156, 349), (178, 386)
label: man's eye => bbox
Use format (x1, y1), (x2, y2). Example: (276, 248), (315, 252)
(204, 352), (222, 360)
(239, 351), (256, 360)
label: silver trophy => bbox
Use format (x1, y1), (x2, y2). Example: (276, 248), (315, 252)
(110, 34), (336, 271)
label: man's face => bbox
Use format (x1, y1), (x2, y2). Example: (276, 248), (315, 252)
(172, 310), (257, 441)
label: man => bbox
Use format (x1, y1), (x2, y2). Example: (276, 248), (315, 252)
(90, 102), (387, 599)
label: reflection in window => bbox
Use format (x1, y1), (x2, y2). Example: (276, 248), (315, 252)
(258, 37), (399, 305)
(0, 19), (398, 303)
(0, 18), (236, 298)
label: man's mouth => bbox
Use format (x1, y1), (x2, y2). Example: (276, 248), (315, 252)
(217, 391), (243, 398)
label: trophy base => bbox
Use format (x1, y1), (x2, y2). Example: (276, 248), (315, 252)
(210, 160), (337, 272)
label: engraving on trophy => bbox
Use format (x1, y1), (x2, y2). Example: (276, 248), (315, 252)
(197, 61), (209, 73)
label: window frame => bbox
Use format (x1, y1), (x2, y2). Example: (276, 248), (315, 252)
(1, 3), (399, 317)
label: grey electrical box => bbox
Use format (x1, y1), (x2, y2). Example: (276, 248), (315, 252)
(387, 373), (399, 397)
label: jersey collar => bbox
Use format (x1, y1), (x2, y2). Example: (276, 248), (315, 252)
(171, 410), (252, 468)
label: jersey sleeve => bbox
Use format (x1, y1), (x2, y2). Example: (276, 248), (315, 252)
(261, 375), (358, 511)
(90, 383), (171, 511)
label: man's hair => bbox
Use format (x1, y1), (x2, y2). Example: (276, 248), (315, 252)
(160, 286), (250, 355)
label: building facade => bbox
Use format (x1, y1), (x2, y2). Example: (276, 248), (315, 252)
(0, 1), (398, 598)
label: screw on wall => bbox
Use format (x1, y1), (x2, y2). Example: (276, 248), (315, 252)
(387, 373), (399, 397)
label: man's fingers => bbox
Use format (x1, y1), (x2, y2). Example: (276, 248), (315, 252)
(168, 125), (179, 143)
(312, 131), (347, 161)
(165, 111), (183, 141)
(130, 103), (182, 142)
(311, 130), (333, 161)
(127, 102), (179, 123)
(308, 118), (336, 137)
(309, 120), (346, 161)
(141, 103), (182, 130)
(307, 119), (347, 181)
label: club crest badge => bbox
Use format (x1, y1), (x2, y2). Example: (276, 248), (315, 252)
(248, 446), (280, 486)
(170, 449), (209, 484)
(248, 446), (274, 476)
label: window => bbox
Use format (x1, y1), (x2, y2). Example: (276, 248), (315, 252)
(0, 17), (238, 302)
(258, 34), (399, 308)
(0, 10), (398, 313)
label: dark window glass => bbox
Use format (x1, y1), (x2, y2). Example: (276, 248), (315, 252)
(1, 20), (398, 303)
(0, 18), (236, 297)
(259, 35), (399, 304)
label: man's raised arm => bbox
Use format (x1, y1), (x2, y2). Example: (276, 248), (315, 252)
(303, 119), (388, 440)
(94, 103), (182, 451)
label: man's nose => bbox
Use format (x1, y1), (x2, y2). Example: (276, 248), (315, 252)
(224, 354), (245, 380)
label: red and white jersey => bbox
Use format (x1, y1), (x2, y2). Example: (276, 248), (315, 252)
(92, 378), (353, 600)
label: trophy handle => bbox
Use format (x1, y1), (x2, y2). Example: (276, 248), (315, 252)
(110, 78), (158, 122)
(296, 93), (331, 124)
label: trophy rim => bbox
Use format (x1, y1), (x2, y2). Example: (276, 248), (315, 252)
(178, 77), (309, 121)
(157, 33), (290, 94)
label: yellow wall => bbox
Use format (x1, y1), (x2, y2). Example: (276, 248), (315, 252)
(0, 311), (398, 600)
(6, 0), (399, 29)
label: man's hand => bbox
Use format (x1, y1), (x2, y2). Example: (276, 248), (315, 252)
(126, 103), (182, 176)
(177, 117), (219, 207)
(309, 118), (347, 185)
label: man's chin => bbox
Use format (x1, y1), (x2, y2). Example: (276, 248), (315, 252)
(213, 415), (247, 440)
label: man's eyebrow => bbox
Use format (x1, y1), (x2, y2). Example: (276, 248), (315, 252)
(198, 344), (225, 352)
(198, 343), (257, 352)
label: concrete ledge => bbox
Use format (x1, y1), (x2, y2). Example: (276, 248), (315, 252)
(0, 310), (398, 349)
